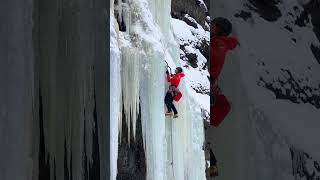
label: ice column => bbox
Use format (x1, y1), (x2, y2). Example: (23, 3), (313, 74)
(110, 6), (121, 180)
(111, 0), (206, 179)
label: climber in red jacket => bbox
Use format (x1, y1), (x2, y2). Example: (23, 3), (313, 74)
(165, 67), (185, 118)
(210, 17), (239, 127)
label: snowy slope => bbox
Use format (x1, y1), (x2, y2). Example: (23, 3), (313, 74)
(171, 15), (211, 119)
(209, 0), (320, 179)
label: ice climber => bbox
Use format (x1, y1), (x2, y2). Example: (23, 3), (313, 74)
(165, 67), (185, 118)
(210, 17), (239, 127)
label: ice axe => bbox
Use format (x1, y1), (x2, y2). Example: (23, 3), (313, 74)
(165, 61), (172, 75)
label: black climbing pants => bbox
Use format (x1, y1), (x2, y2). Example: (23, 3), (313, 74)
(165, 91), (178, 115)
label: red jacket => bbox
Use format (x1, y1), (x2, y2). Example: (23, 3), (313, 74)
(210, 35), (238, 81)
(166, 72), (185, 87)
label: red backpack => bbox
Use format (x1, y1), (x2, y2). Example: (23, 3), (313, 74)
(210, 94), (231, 127)
(173, 91), (182, 102)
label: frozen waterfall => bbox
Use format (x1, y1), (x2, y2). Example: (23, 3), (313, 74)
(110, 0), (206, 179)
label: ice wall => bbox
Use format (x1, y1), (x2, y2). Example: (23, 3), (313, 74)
(111, 0), (206, 179)
(110, 6), (121, 180)
(112, 0), (166, 179)
(165, 51), (207, 180)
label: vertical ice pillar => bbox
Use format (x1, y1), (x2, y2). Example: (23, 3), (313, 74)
(110, 7), (121, 180)
(140, 50), (166, 180)
(142, 0), (174, 179)
(147, 0), (171, 37)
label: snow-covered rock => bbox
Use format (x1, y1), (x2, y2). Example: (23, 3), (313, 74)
(171, 16), (210, 118)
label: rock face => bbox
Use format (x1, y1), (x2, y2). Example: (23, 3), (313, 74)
(294, 0), (320, 40)
(171, 0), (210, 101)
(171, 0), (209, 28)
(0, 0), (109, 180)
(247, 0), (282, 21)
(290, 147), (320, 180)
(297, 0), (320, 63)
(171, 0), (210, 68)
(117, 106), (146, 180)
(258, 66), (320, 109)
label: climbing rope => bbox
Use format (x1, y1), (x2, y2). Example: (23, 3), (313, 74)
(165, 60), (175, 180)
(171, 120), (175, 180)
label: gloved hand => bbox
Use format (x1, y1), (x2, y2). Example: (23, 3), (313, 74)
(166, 70), (169, 75)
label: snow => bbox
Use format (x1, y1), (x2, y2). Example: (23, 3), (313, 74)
(171, 17), (210, 114)
(171, 19), (197, 43)
(172, 18), (209, 44)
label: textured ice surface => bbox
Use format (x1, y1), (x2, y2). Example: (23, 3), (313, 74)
(110, 0), (206, 179)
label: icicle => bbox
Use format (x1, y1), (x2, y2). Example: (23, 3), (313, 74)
(120, 46), (140, 143)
